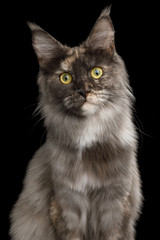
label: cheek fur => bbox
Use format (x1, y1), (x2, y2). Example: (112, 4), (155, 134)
(63, 89), (115, 115)
(63, 90), (111, 117)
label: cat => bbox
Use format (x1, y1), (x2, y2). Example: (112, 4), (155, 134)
(10, 7), (142, 240)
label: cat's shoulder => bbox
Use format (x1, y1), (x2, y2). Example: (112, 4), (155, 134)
(25, 142), (52, 174)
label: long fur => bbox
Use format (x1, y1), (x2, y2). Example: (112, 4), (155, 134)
(10, 7), (142, 240)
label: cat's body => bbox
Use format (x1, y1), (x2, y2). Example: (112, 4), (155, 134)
(10, 8), (142, 240)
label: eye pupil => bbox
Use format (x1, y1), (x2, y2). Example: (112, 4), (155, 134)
(64, 75), (69, 81)
(95, 69), (100, 75)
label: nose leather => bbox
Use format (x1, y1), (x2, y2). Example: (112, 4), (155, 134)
(77, 89), (90, 99)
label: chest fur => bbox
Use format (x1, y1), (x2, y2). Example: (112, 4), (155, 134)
(65, 142), (129, 193)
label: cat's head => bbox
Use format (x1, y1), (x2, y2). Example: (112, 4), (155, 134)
(28, 7), (132, 121)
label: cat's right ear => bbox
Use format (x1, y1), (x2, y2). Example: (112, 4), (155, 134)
(27, 22), (65, 68)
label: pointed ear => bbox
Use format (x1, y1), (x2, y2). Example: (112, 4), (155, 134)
(27, 22), (66, 68)
(84, 7), (115, 53)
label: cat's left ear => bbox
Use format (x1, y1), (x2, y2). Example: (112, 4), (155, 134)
(84, 6), (115, 54)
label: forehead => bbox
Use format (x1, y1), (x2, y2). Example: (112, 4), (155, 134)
(60, 47), (107, 72)
(60, 47), (86, 71)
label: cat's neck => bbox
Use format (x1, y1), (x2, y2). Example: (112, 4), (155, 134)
(45, 106), (136, 152)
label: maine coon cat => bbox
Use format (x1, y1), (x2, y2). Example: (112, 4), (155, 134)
(10, 7), (142, 240)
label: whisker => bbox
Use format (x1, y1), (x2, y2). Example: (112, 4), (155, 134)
(23, 102), (38, 111)
(30, 115), (45, 133)
(133, 111), (153, 139)
(32, 103), (42, 118)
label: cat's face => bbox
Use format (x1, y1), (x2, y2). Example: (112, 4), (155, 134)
(44, 47), (122, 118)
(29, 7), (131, 119)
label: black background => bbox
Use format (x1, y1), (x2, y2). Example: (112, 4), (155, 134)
(4, 0), (159, 239)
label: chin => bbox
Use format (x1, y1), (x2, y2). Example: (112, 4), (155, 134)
(81, 102), (100, 116)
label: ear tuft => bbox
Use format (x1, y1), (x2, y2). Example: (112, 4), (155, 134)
(27, 22), (43, 32)
(99, 5), (111, 18)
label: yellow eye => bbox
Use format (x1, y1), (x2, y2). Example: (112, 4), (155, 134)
(60, 73), (72, 84)
(91, 67), (103, 79)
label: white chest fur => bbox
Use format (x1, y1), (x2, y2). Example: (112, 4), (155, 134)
(75, 110), (108, 150)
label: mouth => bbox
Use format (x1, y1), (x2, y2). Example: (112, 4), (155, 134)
(85, 92), (99, 104)
(74, 93), (97, 108)
(63, 92), (100, 117)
